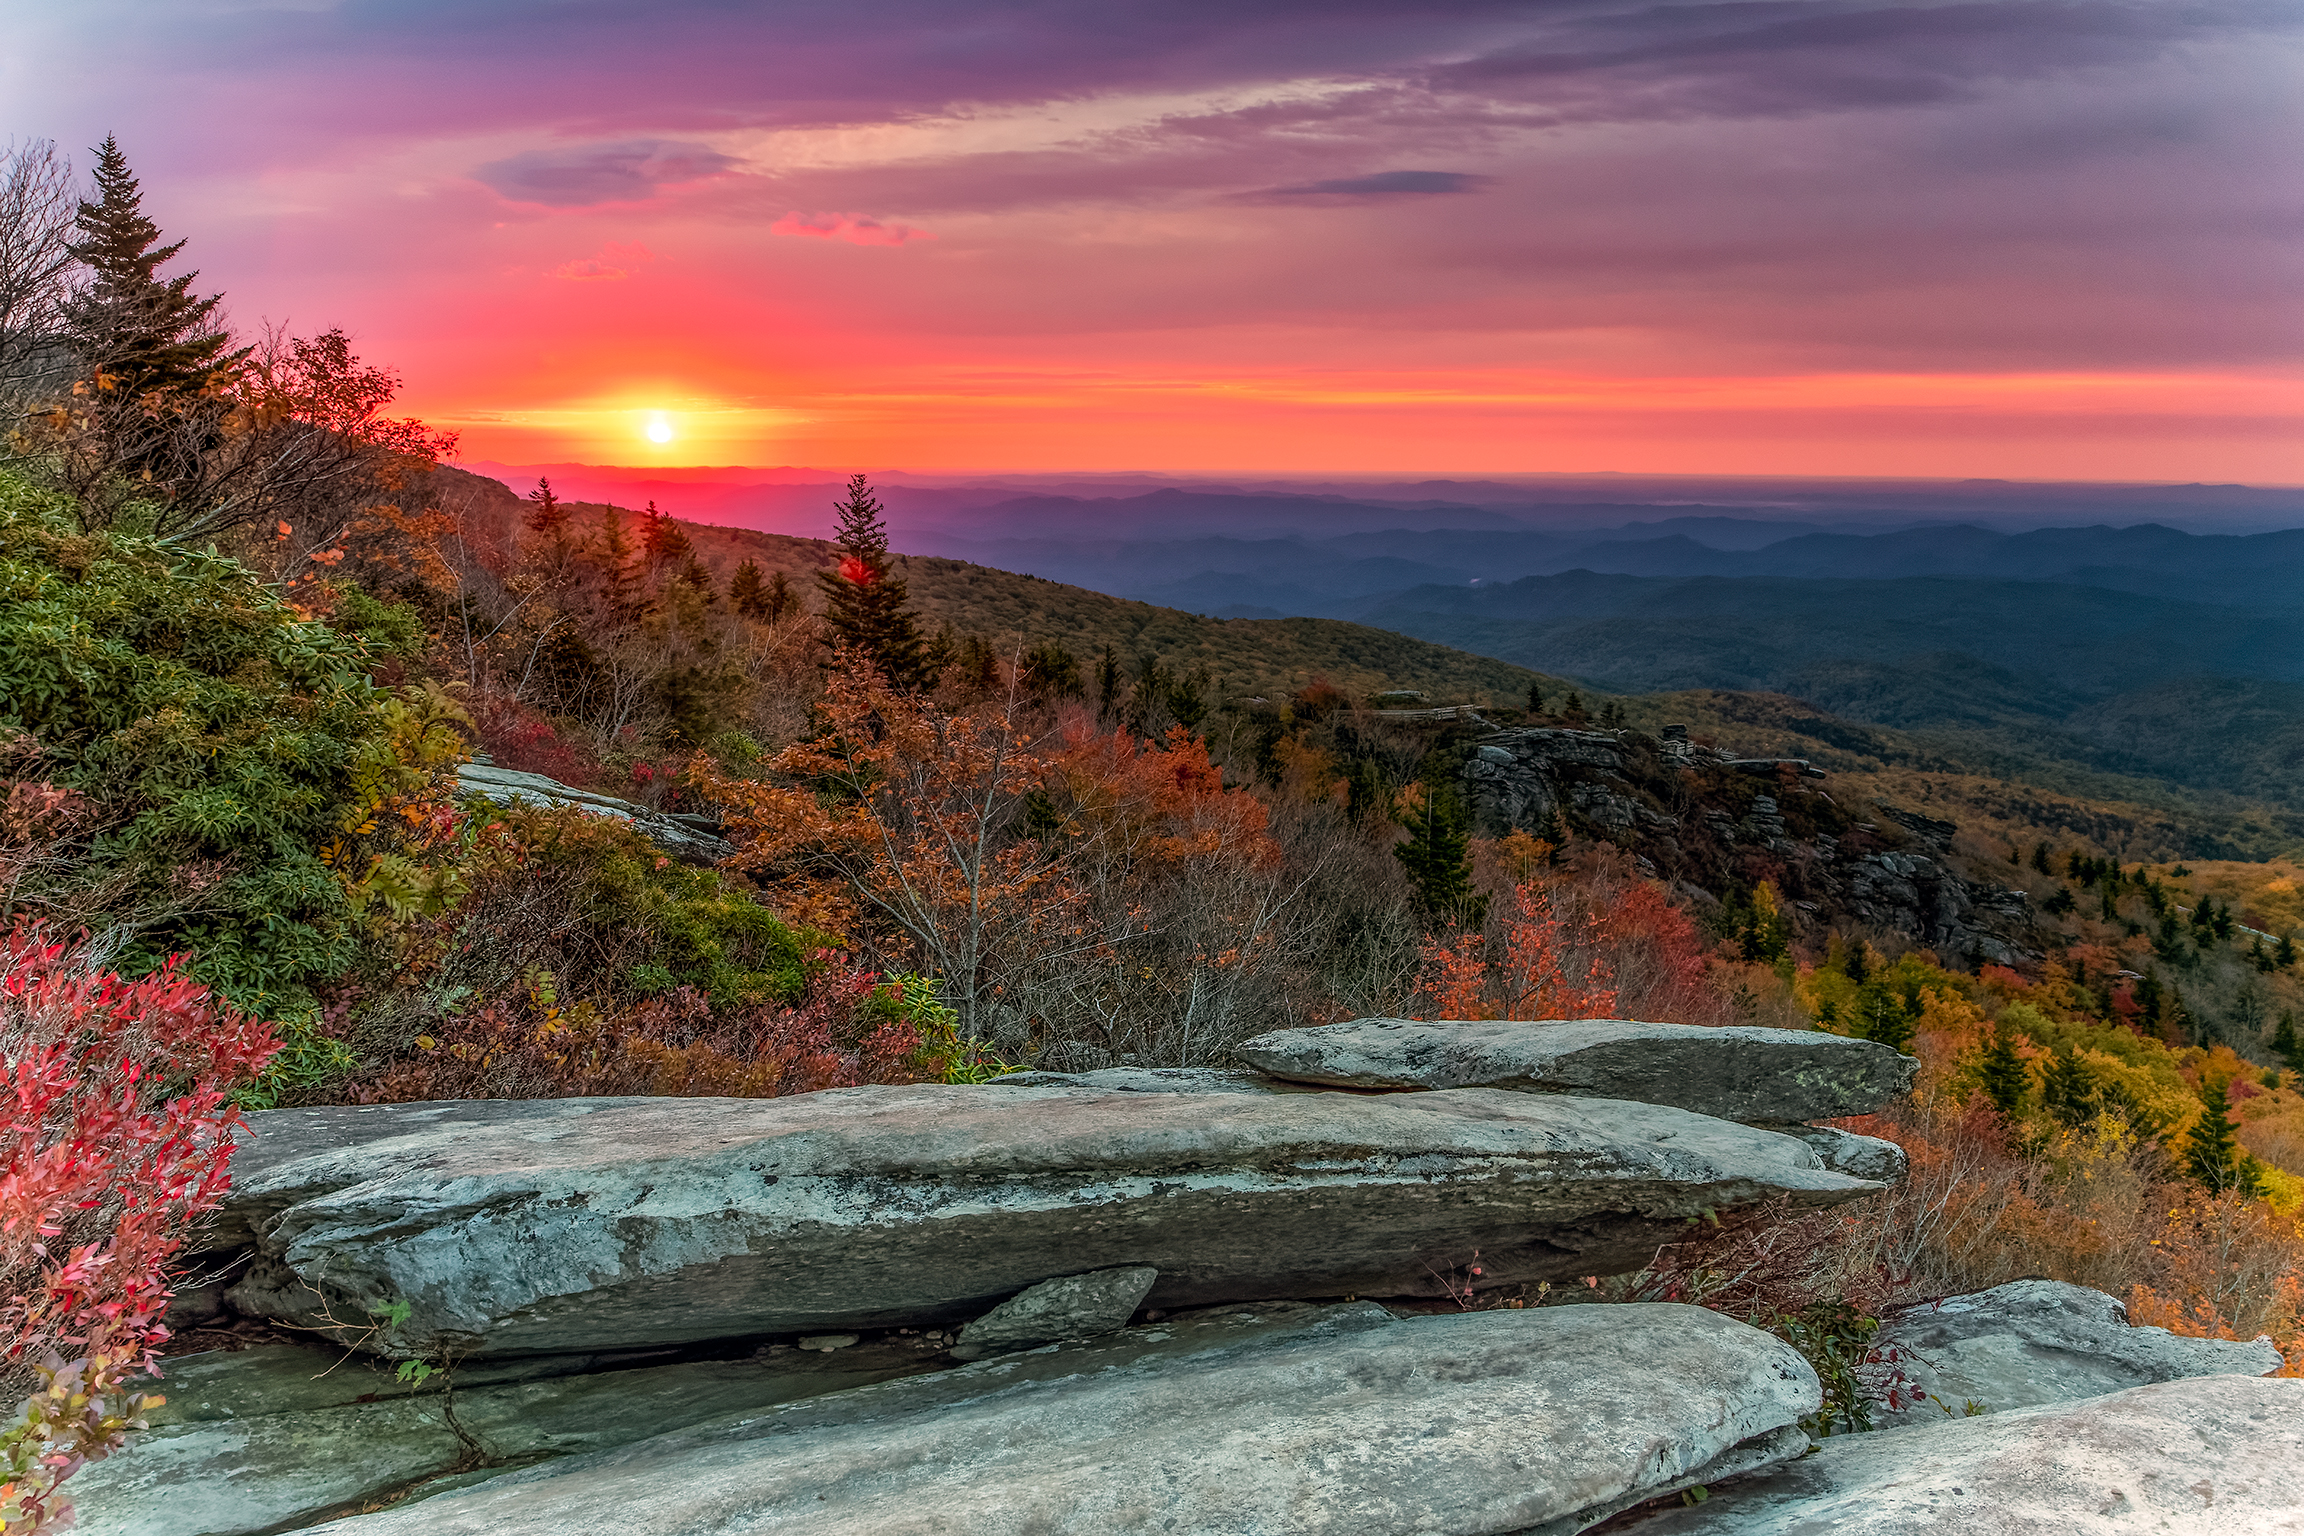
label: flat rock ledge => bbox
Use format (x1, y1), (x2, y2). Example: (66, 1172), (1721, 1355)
(1236, 1018), (1918, 1122)
(214, 1086), (1877, 1359)
(296, 1302), (1819, 1536)
(1870, 1278), (2285, 1429)
(1621, 1374), (2304, 1535)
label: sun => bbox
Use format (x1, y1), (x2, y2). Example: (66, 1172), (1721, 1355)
(644, 413), (675, 444)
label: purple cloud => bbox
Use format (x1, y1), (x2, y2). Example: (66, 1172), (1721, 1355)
(1255, 170), (1494, 200)
(475, 139), (740, 206)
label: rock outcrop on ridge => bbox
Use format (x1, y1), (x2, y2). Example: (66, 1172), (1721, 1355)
(1867, 1278), (2287, 1430)
(454, 762), (734, 865)
(1619, 1374), (2304, 1535)
(294, 1303), (1820, 1536)
(74, 1015), (2297, 1536)
(1233, 1017), (1916, 1121)
(210, 1084), (1877, 1359)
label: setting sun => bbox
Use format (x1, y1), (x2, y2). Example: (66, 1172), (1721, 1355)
(644, 413), (674, 444)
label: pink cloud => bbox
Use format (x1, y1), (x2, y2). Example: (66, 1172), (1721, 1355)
(550, 242), (656, 280)
(771, 211), (936, 246)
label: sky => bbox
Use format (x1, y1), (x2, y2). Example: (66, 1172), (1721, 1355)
(8, 0), (2302, 479)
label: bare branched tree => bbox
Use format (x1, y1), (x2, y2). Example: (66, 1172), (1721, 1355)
(0, 139), (77, 399)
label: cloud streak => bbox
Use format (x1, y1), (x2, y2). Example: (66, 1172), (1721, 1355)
(771, 211), (937, 246)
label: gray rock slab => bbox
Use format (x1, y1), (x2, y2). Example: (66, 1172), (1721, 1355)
(985, 1067), (1301, 1093)
(67, 1339), (950, 1536)
(299, 1302), (1819, 1536)
(217, 1085), (1878, 1358)
(1236, 1017), (1918, 1120)
(1870, 1278), (2285, 1429)
(455, 765), (733, 865)
(1785, 1125), (1908, 1183)
(951, 1266), (1159, 1359)
(1617, 1374), (2304, 1535)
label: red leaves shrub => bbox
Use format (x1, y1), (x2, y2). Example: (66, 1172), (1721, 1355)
(344, 962), (928, 1104)
(1, 928), (277, 1534)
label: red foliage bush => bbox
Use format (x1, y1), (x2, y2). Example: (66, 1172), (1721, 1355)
(343, 961), (928, 1103)
(0, 928), (276, 1533)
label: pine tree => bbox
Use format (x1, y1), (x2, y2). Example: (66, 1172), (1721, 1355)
(1094, 645), (1124, 719)
(817, 473), (935, 690)
(1562, 691), (1587, 722)
(2031, 843), (2053, 875)
(58, 137), (242, 397)
(639, 499), (691, 563)
(1525, 682), (1544, 716)
(524, 477), (569, 537)
(2279, 934), (2300, 970)
(1979, 1031), (2029, 1117)
(1396, 780), (1485, 928)
(2273, 1012), (2304, 1075)
(590, 505), (645, 623)
(729, 559), (770, 620)
(2040, 1046), (2095, 1126)
(2180, 1082), (2266, 1197)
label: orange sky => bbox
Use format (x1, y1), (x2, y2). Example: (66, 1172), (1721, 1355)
(13, 0), (2302, 479)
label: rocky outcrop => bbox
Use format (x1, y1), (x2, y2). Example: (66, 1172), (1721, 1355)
(950, 1266), (1160, 1360)
(1619, 1375), (2304, 1534)
(454, 763), (734, 865)
(296, 1302), (1820, 1536)
(1784, 1124), (1909, 1183)
(212, 1086), (1878, 1360)
(1234, 1018), (1917, 1122)
(1869, 1279), (2285, 1429)
(67, 1337), (951, 1536)
(1460, 726), (2034, 965)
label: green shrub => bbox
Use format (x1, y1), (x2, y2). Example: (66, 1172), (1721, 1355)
(0, 470), (393, 1008)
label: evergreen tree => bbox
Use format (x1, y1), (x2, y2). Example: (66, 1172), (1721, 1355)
(639, 499), (691, 563)
(58, 137), (242, 397)
(2273, 1012), (2304, 1075)
(1562, 691), (1587, 722)
(1166, 667), (1210, 733)
(2031, 843), (2053, 875)
(1396, 779), (1485, 929)
(2099, 880), (2120, 922)
(816, 473), (935, 689)
(2279, 933), (2299, 970)
(729, 559), (771, 620)
(590, 505), (645, 623)
(1979, 1031), (2029, 1117)
(2180, 1082), (2267, 1197)
(1525, 682), (1544, 716)
(1094, 644), (1124, 718)
(524, 476), (569, 537)
(2040, 1046), (2096, 1127)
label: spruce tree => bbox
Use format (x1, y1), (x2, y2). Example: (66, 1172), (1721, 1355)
(1525, 681), (1544, 716)
(1094, 645), (1124, 719)
(2180, 1082), (2266, 1197)
(524, 477), (569, 537)
(2273, 1012), (2304, 1075)
(1396, 779), (1485, 929)
(2279, 934), (2299, 970)
(639, 499), (691, 563)
(2041, 1046), (2095, 1126)
(59, 137), (241, 397)
(729, 559), (770, 620)
(1979, 1032), (2029, 1117)
(817, 473), (935, 690)
(2031, 843), (2053, 875)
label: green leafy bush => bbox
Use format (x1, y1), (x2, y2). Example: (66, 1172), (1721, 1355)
(0, 469), (392, 1008)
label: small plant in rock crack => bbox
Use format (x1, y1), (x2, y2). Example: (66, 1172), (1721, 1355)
(1763, 1300), (1923, 1437)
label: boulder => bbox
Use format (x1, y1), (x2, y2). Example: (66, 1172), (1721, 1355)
(66, 1338), (951, 1536)
(1235, 1017), (1917, 1121)
(215, 1086), (1877, 1359)
(298, 1302), (1819, 1536)
(951, 1266), (1159, 1360)
(1618, 1375), (2304, 1534)
(1785, 1125), (1908, 1183)
(455, 764), (734, 865)
(1869, 1279), (2285, 1429)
